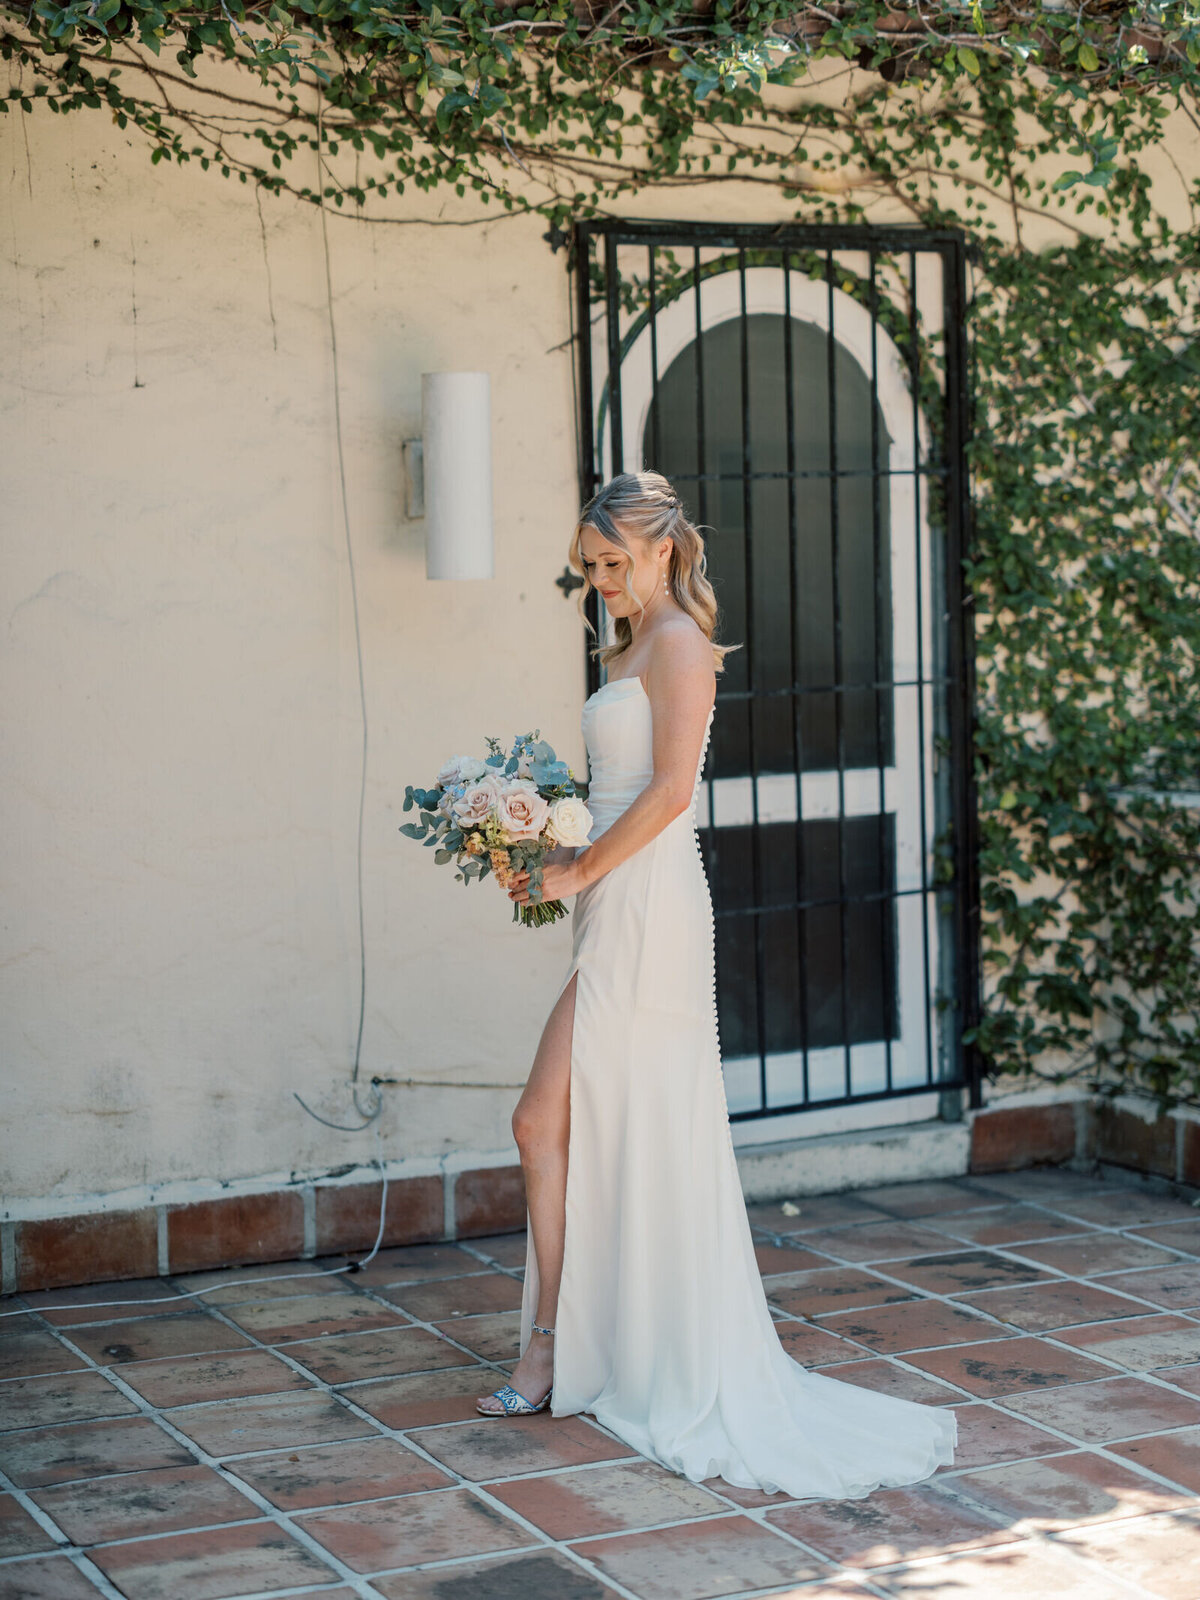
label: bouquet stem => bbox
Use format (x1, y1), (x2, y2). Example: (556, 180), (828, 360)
(515, 897), (569, 929)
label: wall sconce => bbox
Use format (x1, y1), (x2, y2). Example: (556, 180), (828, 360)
(404, 371), (494, 581)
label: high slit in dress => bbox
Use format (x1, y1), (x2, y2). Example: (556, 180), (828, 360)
(518, 673), (958, 1499)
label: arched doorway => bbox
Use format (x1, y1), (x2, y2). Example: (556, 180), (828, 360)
(575, 224), (980, 1134)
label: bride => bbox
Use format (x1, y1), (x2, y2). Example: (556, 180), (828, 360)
(475, 470), (958, 1500)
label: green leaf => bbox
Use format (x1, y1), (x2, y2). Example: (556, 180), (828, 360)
(1077, 41), (1099, 71)
(435, 89), (467, 133)
(957, 46), (980, 77)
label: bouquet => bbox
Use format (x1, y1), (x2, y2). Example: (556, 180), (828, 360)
(400, 729), (593, 928)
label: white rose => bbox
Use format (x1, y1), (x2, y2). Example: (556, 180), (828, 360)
(547, 795), (593, 847)
(435, 754), (484, 788)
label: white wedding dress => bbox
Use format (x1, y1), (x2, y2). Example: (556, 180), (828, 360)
(518, 672), (958, 1499)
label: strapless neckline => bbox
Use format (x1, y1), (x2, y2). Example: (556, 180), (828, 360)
(585, 676), (647, 708)
(585, 677), (716, 729)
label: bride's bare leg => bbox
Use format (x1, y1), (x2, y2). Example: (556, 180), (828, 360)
(476, 969), (575, 1413)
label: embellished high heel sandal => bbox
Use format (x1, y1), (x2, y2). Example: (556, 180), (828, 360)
(476, 1323), (555, 1416)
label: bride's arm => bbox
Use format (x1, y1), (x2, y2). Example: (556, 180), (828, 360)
(569, 627), (716, 892)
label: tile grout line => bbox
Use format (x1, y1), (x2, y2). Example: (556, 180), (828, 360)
(1179, 1115), (1187, 1188)
(947, 1430), (1200, 1517)
(302, 1185), (317, 1261)
(750, 1209), (1200, 1363)
(749, 1169), (1200, 1600)
(281, 1279), (833, 1594)
(1, 1222), (17, 1298)
(741, 1198), (1200, 1495)
(829, 1516), (1172, 1600)
(11, 1285), (657, 1599)
(0, 1460), (129, 1600)
(754, 1241), (1124, 1366)
(0, 1310), (433, 1600)
(14, 1344), (1190, 1593)
(0, 1279), (956, 1597)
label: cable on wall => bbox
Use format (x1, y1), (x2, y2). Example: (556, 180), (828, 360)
(292, 81), (381, 1137)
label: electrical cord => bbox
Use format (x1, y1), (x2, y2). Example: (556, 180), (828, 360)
(292, 81), (381, 1136)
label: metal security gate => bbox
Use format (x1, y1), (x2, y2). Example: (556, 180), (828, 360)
(569, 219), (982, 1121)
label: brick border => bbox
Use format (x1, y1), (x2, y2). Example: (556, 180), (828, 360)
(967, 1099), (1083, 1173)
(7, 1090), (1197, 1294)
(6, 1166), (528, 1295)
(968, 1093), (1200, 1186)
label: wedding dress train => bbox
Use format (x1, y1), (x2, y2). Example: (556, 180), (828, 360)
(518, 672), (958, 1500)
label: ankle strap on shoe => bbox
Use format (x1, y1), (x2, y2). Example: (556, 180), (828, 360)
(531, 1322), (556, 1336)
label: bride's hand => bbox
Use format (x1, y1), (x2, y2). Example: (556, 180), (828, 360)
(505, 859), (584, 905)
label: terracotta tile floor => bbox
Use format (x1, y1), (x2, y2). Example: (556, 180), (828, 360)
(4, 1165), (1200, 1599)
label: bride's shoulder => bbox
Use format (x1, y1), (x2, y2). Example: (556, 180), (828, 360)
(657, 610), (711, 654)
(649, 615), (716, 690)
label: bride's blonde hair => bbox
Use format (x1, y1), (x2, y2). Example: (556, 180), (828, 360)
(568, 470), (740, 674)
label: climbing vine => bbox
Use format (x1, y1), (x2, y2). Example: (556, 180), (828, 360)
(966, 231), (1200, 1111)
(4, 1), (1200, 1105)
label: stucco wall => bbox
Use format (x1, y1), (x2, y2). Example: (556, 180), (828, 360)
(2, 96), (597, 1207)
(3, 61), (1197, 1214)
